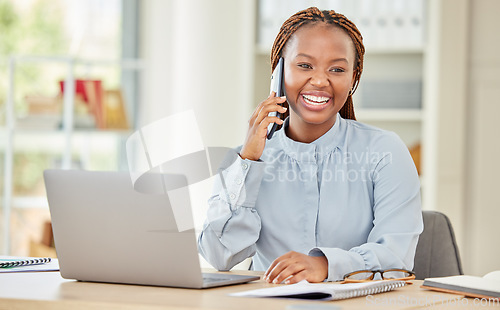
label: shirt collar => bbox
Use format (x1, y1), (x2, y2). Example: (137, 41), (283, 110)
(276, 113), (346, 162)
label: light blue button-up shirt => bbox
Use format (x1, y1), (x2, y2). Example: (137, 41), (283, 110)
(198, 114), (423, 281)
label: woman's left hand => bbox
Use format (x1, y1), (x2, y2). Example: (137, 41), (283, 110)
(264, 251), (328, 284)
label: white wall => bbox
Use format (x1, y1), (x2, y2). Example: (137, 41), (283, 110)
(139, 0), (256, 270)
(139, 0), (255, 148)
(424, 0), (500, 276)
(422, 0), (469, 264)
(463, 0), (500, 276)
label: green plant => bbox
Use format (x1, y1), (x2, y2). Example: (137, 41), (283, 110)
(0, 0), (66, 118)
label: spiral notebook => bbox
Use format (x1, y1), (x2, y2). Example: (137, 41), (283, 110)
(231, 280), (407, 301)
(0, 257), (51, 268)
(0, 256), (59, 273)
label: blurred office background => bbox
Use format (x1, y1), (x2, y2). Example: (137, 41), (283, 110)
(0, 0), (498, 277)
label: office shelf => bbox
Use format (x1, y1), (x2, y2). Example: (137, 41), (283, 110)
(10, 197), (49, 209)
(1, 55), (144, 255)
(355, 108), (423, 122)
(255, 45), (425, 56)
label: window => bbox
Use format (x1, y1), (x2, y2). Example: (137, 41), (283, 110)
(1, 0), (137, 256)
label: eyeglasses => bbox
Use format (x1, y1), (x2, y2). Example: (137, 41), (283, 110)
(342, 269), (415, 283)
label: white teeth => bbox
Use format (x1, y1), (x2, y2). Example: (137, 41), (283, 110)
(302, 94), (330, 105)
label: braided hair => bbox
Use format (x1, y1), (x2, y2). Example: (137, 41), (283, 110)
(271, 7), (365, 120)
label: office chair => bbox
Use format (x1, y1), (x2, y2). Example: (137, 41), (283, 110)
(413, 210), (464, 280)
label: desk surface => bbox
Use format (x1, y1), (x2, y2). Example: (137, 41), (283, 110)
(0, 271), (498, 310)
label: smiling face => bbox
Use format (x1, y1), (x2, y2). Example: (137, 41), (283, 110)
(282, 23), (357, 142)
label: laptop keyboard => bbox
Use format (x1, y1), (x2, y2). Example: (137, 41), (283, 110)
(203, 276), (232, 283)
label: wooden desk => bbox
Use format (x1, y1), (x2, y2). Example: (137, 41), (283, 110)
(0, 271), (498, 310)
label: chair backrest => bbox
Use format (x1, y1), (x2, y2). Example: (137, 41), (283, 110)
(413, 210), (464, 280)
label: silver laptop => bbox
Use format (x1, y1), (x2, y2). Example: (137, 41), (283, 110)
(44, 169), (259, 288)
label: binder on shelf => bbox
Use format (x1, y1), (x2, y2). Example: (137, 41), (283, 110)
(407, 0), (425, 48)
(257, 0), (281, 51)
(24, 95), (61, 115)
(103, 89), (129, 130)
(321, 0), (345, 12)
(391, 0), (408, 48)
(83, 80), (105, 129)
(356, 0), (376, 48)
(360, 79), (422, 109)
(17, 95), (62, 129)
(373, 0), (391, 48)
(59, 79), (105, 129)
(256, 0), (426, 51)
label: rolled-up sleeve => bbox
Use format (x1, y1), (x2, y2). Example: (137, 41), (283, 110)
(198, 149), (266, 271)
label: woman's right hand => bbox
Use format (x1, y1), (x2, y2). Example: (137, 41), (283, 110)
(239, 92), (287, 161)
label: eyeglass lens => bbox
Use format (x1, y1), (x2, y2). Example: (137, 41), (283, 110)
(346, 271), (375, 280)
(382, 270), (412, 279)
(345, 269), (412, 280)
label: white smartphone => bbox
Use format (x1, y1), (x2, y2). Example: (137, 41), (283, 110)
(266, 57), (285, 140)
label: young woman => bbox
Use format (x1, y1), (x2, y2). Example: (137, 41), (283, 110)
(198, 7), (423, 284)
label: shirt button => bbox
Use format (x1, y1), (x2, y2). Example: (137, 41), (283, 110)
(229, 193), (236, 200)
(235, 179), (242, 185)
(242, 163), (249, 170)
